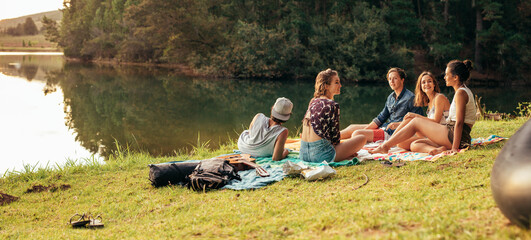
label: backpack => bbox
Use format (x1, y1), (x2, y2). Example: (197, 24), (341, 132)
(148, 161), (200, 187)
(187, 158), (241, 192)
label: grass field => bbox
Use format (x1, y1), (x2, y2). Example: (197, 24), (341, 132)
(0, 118), (530, 239)
(0, 34), (59, 51)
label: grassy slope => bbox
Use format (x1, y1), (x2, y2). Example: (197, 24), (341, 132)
(0, 10), (62, 30)
(0, 34), (59, 51)
(1, 118), (530, 239)
(0, 10), (62, 52)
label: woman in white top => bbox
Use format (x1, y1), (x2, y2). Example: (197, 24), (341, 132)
(370, 60), (476, 155)
(238, 97), (293, 160)
(393, 71), (451, 150)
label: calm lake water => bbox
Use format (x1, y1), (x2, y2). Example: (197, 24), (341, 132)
(1, 53), (530, 173)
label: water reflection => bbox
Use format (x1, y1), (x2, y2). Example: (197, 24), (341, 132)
(46, 63), (390, 157)
(1, 53), (529, 170)
(0, 54), (64, 82)
(45, 64), (531, 158)
(0, 74), (101, 173)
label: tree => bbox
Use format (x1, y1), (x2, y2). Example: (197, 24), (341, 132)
(23, 17), (39, 35)
(42, 16), (60, 43)
(6, 24), (24, 36)
(47, 0), (530, 83)
(383, 0), (424, 48)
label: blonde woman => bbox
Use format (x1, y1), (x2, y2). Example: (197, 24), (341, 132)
(300, 69), (366, 163)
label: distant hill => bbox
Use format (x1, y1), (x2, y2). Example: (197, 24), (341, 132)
(0, 10), (62, 31)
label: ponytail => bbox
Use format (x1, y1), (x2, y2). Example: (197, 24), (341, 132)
(447, 60), (473, 83)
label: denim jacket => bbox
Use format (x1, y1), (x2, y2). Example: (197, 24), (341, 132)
(372, 88), (424, 135)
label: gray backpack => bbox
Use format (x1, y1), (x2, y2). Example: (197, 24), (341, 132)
(186, 158), (241, 191)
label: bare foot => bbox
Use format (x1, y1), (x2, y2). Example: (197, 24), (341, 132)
(428, 146), (447, 155)
(334, 153), (358, 162)
(369, 144), (390, 154)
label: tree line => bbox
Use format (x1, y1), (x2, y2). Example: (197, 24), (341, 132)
(43, 0), (530, 82)
(3, 18), (39, 36)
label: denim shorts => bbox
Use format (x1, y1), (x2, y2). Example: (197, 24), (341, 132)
(299, 138), (336, 163)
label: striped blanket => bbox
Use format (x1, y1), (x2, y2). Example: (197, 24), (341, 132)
(285, 135), (507, 162)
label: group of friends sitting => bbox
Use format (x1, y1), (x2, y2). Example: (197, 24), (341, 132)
(237, 59), (476, 163)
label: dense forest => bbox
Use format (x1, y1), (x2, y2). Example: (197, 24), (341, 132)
(43, 0), (530, 83)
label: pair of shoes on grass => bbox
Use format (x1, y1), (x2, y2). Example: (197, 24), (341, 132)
(69, 213), (104, 228)
(381, 160), (406, 168)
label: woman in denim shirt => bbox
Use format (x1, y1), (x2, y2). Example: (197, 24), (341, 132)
(300, 69), (366, 163)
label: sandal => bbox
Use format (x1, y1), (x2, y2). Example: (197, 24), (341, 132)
(86, 214), (104, 228)
(381, 160), (406, 168)
(69, 213), (90, 228)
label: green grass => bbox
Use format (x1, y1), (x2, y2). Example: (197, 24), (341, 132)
(0, 34), (59, 51)
(1, 118), (530, 239)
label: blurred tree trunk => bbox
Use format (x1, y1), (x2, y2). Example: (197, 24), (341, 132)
(473, 0), (484, 73)
(416, 0), (422, 18)
(443, 0), (449, 24)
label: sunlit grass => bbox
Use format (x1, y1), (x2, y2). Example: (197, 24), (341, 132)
(0, 118), (529, 239)
(0, 34), (58, 50)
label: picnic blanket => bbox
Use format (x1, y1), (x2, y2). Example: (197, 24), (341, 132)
(160, 135), (506, 190)
(222, 164), (285, 190)
(285, 135), (507, 162)
(222, 152), (358, 190)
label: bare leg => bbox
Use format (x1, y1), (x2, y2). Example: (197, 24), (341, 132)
(393, 117), (413, 134)
(394, 118), (425, 138)
(429, 146), (447, 155)
(410, 139), (447, 155)
(334, 135), (367, 161)
(396, 136), (421, 151)
(352, 129), (375, 142)
(370, 118), (450, 154)
(340, 124), (368, 139)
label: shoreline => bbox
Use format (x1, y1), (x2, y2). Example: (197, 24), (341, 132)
(1, 49), (528, 86)
(64, 57), (528, 86)
(0, 48), (62, 52)
(73, 57), (201, 77)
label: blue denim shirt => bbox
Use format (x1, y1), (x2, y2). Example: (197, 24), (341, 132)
(372, 88), (424, 135)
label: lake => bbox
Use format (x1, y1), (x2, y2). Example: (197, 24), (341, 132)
(1, 53), (529, 173)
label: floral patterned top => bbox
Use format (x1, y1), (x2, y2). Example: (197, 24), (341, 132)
(304, 98), (340, 145)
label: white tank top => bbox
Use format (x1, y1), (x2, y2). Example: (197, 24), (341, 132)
(447, 86), (476, 125)
(427, 107), (449, 124)
(427, 93), (449, 124)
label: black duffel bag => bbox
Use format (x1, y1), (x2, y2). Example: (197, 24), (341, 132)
(148, 161), (199, 187)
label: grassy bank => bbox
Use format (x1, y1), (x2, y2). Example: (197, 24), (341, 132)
(1, 118), (530, 239)
(0, 34), (60, 52)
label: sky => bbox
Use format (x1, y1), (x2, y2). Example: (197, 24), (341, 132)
(0, 0), (64, 21)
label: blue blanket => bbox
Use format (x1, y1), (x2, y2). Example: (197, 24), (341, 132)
(254, 152), (359, 167)
(222, 164), (285, 190)
(156, 153), (358, 191)
(222, 153), (358, 190)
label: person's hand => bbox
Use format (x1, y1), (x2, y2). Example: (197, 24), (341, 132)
(449, 148), (460, 154)
(386, 122), (400, 130)
(404, 112), (417, 120)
